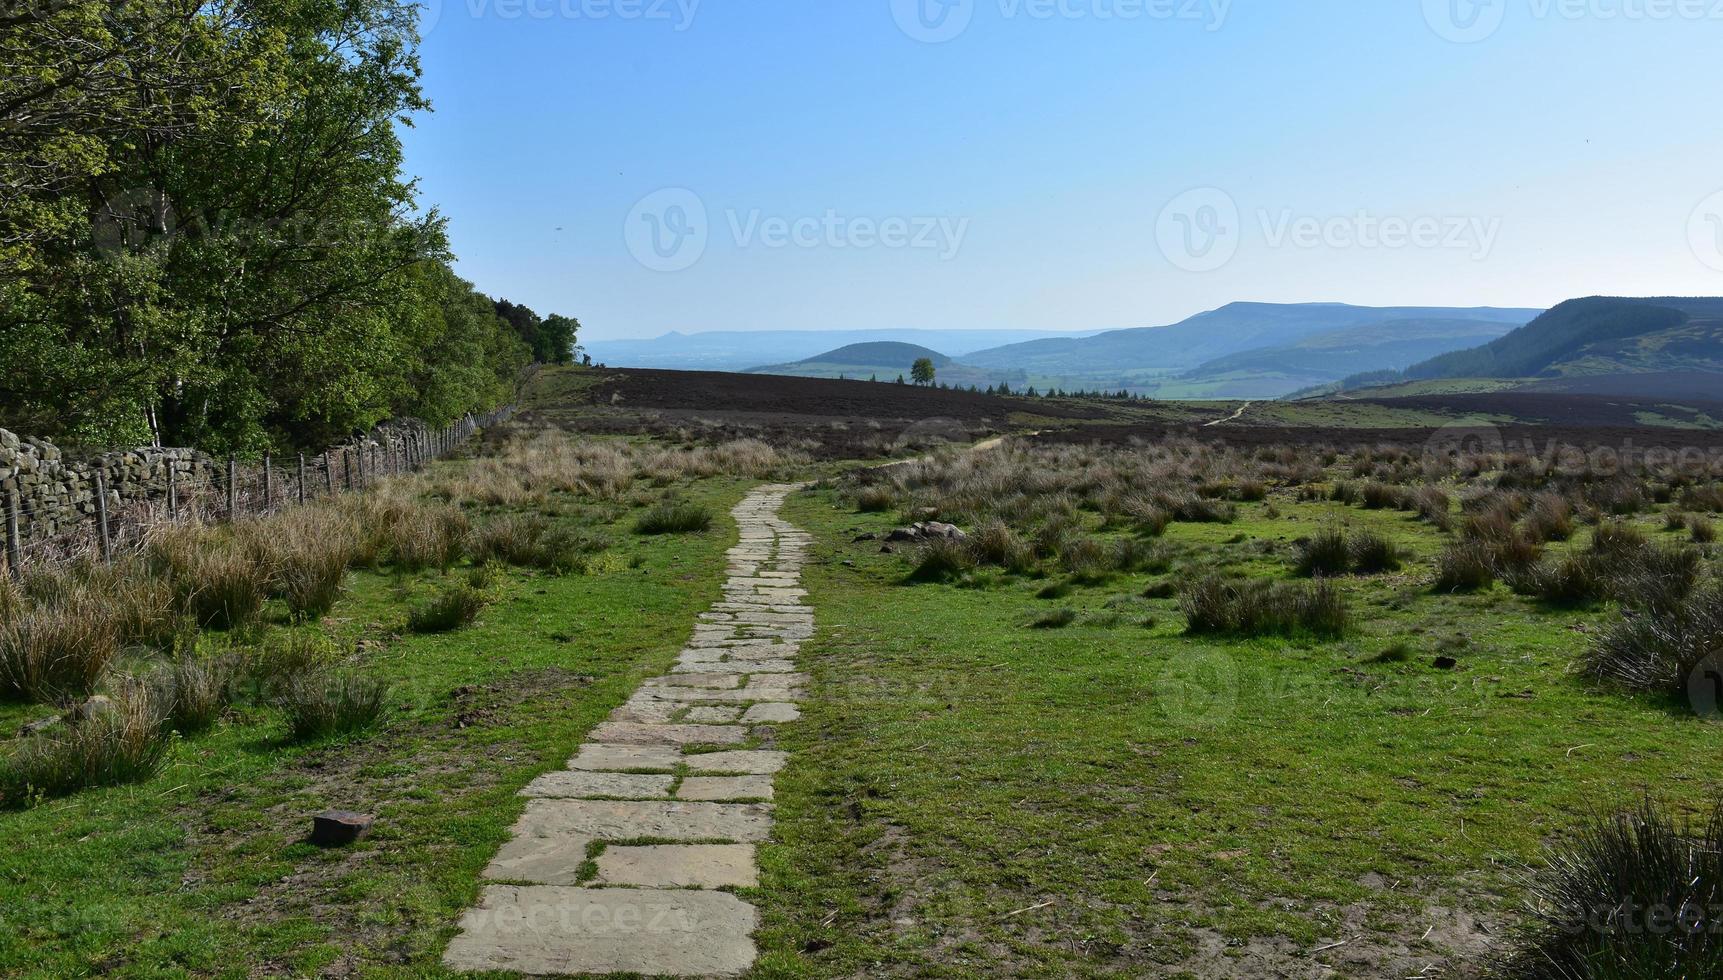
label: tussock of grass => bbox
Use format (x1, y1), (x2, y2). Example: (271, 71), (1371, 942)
(0, 690), (170, 805)
(1500, 798), (1723, 979)
(472, 514), (607, 572)
(149, 656), (240, 734)
(1028, 608), (1077, 630)
(278, 672), (389, 742)
(634, 500), (714, 535)
(1180, 576), (1349, 639)
(1582, 585), (1723, 695)
(407, 583), (488, 634)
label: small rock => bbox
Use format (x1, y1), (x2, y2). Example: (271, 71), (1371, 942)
(18, 715), (61, 738)
(1433, 656), (1459, 670)
(67, 695), (114, 724)
(311, 810), (375, 847)
(922, 522), (966, 541)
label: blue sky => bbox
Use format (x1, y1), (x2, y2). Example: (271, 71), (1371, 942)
(401, 0), (1723, 341)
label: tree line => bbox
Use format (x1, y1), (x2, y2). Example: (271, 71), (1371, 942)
(0, 0), (578, 453)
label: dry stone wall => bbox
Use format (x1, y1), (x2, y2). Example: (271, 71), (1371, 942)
(0, 428), (216, 541)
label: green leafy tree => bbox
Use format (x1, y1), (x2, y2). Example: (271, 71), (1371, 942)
(911, 357), (936, 386)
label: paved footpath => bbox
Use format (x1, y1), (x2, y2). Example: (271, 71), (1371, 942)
(445, 484), (811, 977)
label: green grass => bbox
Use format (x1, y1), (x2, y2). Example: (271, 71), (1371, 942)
(753, 487), (1723, 977)
(0, 474), (751, 975)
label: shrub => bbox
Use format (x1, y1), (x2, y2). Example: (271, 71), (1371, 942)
(1525, 494), (1575, 543)
(1590, 522), (1649, 558)
(471, 515), (607, 573)
(1434, 540), (1497, 593)
(152, 532), (269, 631)
(278, 672), (389, 742)
(1612, 545), (1703, 615)
(857, 486), (897, 513)
(1410, 486), (1452, 529)
(634, 500), (713, 535)
(1180, 577), (1348, 638)
(1691, 516), (1718, 544)
(150, 656), (240, 734)
(1505, 553), (1610, 607)
(1293, 528), (1352, 578)
(1360, 482), (1403, 510)
(1581, 585), (1723, 694)
(1348, 531), (1405, 575)
(969, 521), (1034, 573)
(0, 691), (170, 805)
(407, 583), (489, 633)
(1029, 608), (1078, 630)
(245, 633), (341, 699)
(1497, 798), (1723, 980)
(0, 597), (122, 703)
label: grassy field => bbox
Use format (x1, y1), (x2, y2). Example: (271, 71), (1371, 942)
(0, 450), (758, 975)
(751, 461), (1723, 978)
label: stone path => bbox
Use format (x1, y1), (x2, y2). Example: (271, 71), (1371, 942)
(444, 484), (811, 977)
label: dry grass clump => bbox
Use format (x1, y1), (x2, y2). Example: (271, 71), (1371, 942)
(241, 506), (362, 620)
(968, 520), (1035, 573)
(1524, 493), (1576, 543)
(910, 537), (980, 582)
(1434, 540), (1499, 592)
(856, 485), (897, 513)
(0, 594), (122, 703)
(634, 499), (714, 535)
(1180, 577), (1349, 638)
(471, 514), (607, 572)
(1498, 798), (1723, 980)
(407, 582), (489, 634)
(149, 655), (241, 734)
(0, 688), (170, 805)
(440, 429), (800, 506)
(1409, 486), (1453, 530)
(1690, 516), (1717, 544)
(1583, 584), (1722, 694)
(278, 672), (390, 742)
(244, 633), (342, 699)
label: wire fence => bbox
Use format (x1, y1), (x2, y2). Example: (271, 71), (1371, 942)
(2, 405), (515, 578)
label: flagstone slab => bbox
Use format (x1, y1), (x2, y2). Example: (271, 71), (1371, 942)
(677, 775), (775, 802)
(588, 722), (750, 746)
(512, 799), (774, 842)
(568, 744), (683, 772)
(522, 771), (674, 799)
(443, 886), (758, 976)
(741, 702), (801, 723)
(593, 844), (758, 888)
(682, 750), (790, 775)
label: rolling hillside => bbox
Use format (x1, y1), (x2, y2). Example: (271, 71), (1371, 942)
(586, 328), (1095, 372)
(960, 302), (1540, 394)
(1405, 296), (1723, 381)
(746, 342), (1019, 387)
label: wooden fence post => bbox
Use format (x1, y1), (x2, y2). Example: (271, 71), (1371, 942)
(298, 453), (307, 504)
(262, 451), (273, 512)
(356, 443), (365, 489)
(167, 465), (178, 520)
(324, 451), (335, 495)
(4, 491), (21, 580)
(95, 470), (112, 563)
(342, 448), (353, 491)
(227, 456), (238, 518)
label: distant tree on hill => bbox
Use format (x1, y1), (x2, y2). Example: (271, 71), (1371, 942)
(911, 357), (936, 386)
(896, 374), (905, 384)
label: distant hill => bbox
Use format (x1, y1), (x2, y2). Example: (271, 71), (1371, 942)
(1405, 297), (1723, 381)
(585, 329), (1097, 373)
(961, 302), (1541, 395)
(1173, 317), (1520, 398)
(747, 342), (1015, 387)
